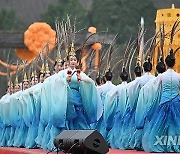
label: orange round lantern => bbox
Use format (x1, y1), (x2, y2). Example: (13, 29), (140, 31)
(91, 42), (102, 51)
(24, 22), (56, 56)
(88, 27), (97, 34)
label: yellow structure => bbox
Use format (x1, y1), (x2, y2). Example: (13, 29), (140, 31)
(153, 4), (180, 73)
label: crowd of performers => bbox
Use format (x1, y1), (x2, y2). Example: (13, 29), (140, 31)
(0, 43), (180, 153)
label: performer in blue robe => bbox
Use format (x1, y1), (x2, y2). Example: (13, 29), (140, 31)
(35, 65), (49, 148)
(13, 73), (30, 147)
(52, 48), (102, 128)
(129, 58), (155, 150)
(39, 72), (66, 151)
(36, 63), (56, 150)
(134, 57), (166, 151)
(33, 81), (43, 148)
(24, 82), (43, 148)
(115, 64), (142, 149)
(6, 77), (21, 147)
(0, 81), (14, 147)
(0, 83), (12, 146)
(135, 57), (166, 130)
(9, 90), (23, 147)
(96, 69), (116, 139)
(141, 50), (180, 152)
(104, 67), (128, 148)
(39, 44), (102, 151)
(117, 58), (154, 150)
(0, 92), (11, 146)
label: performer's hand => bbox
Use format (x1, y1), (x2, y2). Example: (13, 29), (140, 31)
(76, 69), (81, 81)
(67, 75), (71, 82)
(77, 74), (82, 81)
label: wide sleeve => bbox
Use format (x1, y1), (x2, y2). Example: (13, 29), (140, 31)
(117, 84), (128, 117)
(9, 93), (21, 127)
(0, 96), (8, 128)
(40, 80), (51, 125)
(125, 79), (141, 113)
(80, 73), (103, 124)
(103, 87), (119, 129)
(21, 88), (35, 127)
(49, 72), (68, 127)
(32, 83), (42, 124)
(135, 77), (162, 129)
(2, 99), (11, 126)
(40, 75), (57, 126)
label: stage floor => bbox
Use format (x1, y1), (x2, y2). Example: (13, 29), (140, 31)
(0, 147), (147, 154)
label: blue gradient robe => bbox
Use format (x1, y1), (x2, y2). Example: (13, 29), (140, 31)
(141, 69), (180, 152)
(39, 68), (102, 151)
(0, 93), (11, 146)
(96, 81), (116, 139)
(103, 81), (128, 148)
